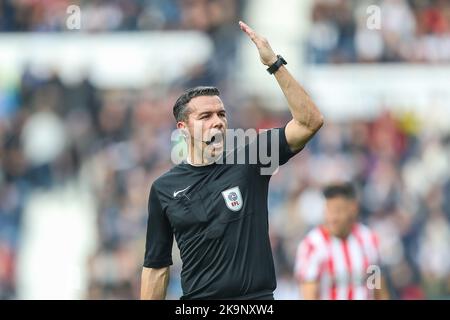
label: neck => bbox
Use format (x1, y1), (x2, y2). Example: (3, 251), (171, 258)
(323, 224), (352, 240)
(186, 146), (216, 166)
(185, 138), (224, 166)
(186, 154), (214, 166)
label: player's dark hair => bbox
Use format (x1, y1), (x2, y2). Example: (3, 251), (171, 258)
(323, 183), (356, 200)
(173, 86), (220, 122)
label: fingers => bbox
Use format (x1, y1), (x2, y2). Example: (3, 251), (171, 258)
(239, 20), (251, 33)
(238, 20), (275, 65)
(239, 20), (258, 44)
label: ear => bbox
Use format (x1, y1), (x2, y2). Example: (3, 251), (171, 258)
(177, 121), (189, 139)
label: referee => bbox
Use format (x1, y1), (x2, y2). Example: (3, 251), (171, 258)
(140, 21), (324, 300)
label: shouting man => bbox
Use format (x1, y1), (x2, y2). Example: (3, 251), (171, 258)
(141, 21), (323, 300)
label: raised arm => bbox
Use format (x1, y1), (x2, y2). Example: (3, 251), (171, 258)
(239, 21), (324, 153)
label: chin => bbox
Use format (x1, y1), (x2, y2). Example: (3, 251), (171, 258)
(211, 148), (223, 158)
(209, 146), (224, 158)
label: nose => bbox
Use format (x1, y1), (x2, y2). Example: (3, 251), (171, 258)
(212, 113), (225, 130)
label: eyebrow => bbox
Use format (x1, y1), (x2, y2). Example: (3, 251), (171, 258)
(197, 110), (226, 117)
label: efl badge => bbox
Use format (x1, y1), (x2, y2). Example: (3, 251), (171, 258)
(221, 186), (243, 212)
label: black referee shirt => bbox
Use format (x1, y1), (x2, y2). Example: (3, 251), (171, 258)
(144, 126), (301, 299)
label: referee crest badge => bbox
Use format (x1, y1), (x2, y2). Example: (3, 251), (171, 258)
(221, 186), (243, 212)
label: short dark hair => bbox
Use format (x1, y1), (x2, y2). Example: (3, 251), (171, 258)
(173, 86), (220, 122)
(323, 183), (356, 200)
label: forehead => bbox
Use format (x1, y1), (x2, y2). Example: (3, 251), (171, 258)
(188, 95), (224, 114)
(326, 196), (353, 207)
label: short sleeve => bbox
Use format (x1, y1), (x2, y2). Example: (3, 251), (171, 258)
(250, 126), (301, 175)
(143, 184), (174, 268)
(274, 125), (301, 166)
(224, 125), (301, 175)
(294, 238), (324, 282)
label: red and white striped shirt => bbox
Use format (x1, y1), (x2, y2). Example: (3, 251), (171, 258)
(294, 223), (381, 300)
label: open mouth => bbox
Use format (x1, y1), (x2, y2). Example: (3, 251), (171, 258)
(207, 131), (224, 148)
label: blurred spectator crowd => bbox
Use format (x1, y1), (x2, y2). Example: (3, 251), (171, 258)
(0, 64), (449, 299)
(0, 0), (242, 33)
(0, 0), (449, 301)
(3, 0), (450, 63)
(308, 0), (450, 63)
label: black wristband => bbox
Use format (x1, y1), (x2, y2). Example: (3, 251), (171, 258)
(267, 55), (287, 74)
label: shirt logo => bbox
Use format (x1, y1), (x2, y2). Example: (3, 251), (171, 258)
(173, 185), (191, 198)
(221, 186), (243, 212)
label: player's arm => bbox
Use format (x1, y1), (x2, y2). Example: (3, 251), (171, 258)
(142, 184), (174, 300)
(239, 21), (324, 153)
(374, 275), (390, 300)
(300, 281), (320, 300)
(140, 266), (170, 300)
(371, 233), (390, 300)
(294, 239), (323, 300)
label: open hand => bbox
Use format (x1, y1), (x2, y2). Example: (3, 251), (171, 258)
(239, 20), (278, 66)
